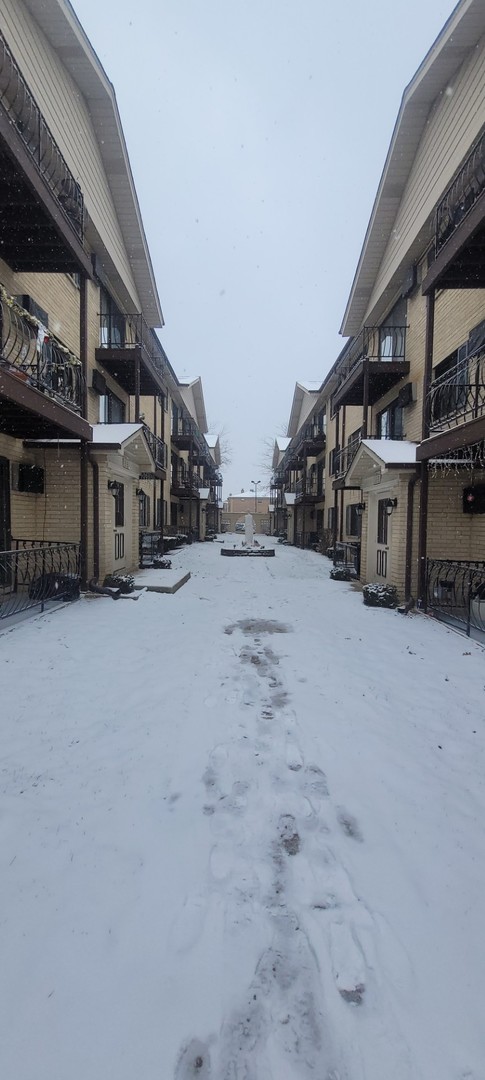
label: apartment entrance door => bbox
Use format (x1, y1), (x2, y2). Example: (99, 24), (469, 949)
(367, 492), (392, 581)
(111, 475), (132, 572)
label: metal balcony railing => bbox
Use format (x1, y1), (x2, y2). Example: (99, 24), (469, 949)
(426, 558), (485, 637)
(142, 425), (167, 469)
(0, 540), (80, 621)
(334, 325), (407, 394)
(98, 312), (167, 384)
(171, 415), (212, 462)
(0, 32), (84, 240)
(428, 343), (485, 434)
(0, 290), (83, 411)
(332, 437), (362, 478)
(436, 129), (485, 254)
(295, 475), (323, 498)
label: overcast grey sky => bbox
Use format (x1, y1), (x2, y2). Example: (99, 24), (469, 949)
(72, 0), (455, 494)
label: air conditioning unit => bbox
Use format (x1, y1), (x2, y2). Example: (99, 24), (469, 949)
(15, 295), (49, 327)
(92, 369), (107, 395)
(397, 382), (417, 408)
(11, 462), (45, 494)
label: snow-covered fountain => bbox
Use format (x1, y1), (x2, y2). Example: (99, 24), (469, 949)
(221, 513), (275, 557)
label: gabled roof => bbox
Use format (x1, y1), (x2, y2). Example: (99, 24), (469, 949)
(178, 376), (208, 434)
(272, 436), (291, 470)
(287, 383), (321, 438)
(208, 437), (221, 467)
(340, 0), (485, 336)
(23, 0), (163, 327)
(346, 439), (417, 485)
(90, 422), (155, 467)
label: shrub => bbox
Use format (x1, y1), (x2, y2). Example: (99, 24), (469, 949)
(330, 566), (357, 582)
(363, 583), (398, 608)
(103, 573), (135, 594)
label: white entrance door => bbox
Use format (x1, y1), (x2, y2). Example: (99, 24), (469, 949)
(367, 492), (392, 581)
(111, 474), (132, 572)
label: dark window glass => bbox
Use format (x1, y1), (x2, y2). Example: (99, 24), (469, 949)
(377, 499), (389, 545)
(114, 483), (124, 527)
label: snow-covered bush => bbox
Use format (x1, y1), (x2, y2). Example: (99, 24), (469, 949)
(363, 582), (398, 608)
(103, 573), (135, 594)
(330, 565), (357, 582)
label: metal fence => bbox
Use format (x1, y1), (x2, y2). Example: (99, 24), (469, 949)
(0, 540), (80, 621)
(334, 541), (361, 575)
(426, 557), (485, 636)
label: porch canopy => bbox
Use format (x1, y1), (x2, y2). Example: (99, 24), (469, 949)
(345, 439), (418, 486)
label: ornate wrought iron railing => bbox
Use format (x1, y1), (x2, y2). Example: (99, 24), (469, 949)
(0, 291), (83, 411)
(171, 415), (212, 462)
(0, 31), (84, 239)
(426, 557), (485, 636)
(0, 540), (80, 621)
(142, 425), (166, 469)
(428, 343), (485, 434)
(295, 475), (322, 498)
(436, 128), (485, 254)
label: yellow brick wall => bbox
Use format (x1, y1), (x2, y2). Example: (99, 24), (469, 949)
(427, 468), (485, 561)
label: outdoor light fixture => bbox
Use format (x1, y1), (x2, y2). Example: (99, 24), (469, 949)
(135, 488), (144, 500)
(108, 480), (121, 496)
(355, 502), (366, 516)
(384, 497), (398, 516)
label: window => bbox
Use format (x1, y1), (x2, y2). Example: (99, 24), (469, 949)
(376, 401), (403, 439)
(139, 492), (151, 528)
(99, 287), (125, 347)
(329, 445), (340, 476)
(15, 463), (44, 494)
(99, 389), (126, 424)
(377, 499), (389, 545)
(379, 298), (407, 360)
(114, 483), (124, 527)
(345, 503), (360, 538)
(327, 506), (336, 532)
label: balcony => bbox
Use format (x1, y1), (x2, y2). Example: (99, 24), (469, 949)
(295, 475), (324, 501)
(140, 421), (167, 473)
(331, 437), (362, 480)
(0, 32), (90, 275)
(418, 343), (485, 459)
(96, 314), (167, 398)
(171, 416), (212, 465)
(171, 469), (202, 498)
(423, 129), (485, 293)
(292, 421), (326, 460)
(0, 288), (91, 439)
(332, 326), (409, 410)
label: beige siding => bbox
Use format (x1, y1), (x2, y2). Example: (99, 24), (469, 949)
(366, 33), (485, 319)
(0, 0), (141, 310)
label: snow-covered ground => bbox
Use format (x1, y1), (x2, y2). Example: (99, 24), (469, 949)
(1, 536), (485, 1080)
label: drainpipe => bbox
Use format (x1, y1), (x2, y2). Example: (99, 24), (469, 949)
(362, 360), (369, 438)
(91, 455), (100, 580)
(134, 352), (141, 422)
(417, 290), (435, 605)
(404, 474), (417, 603)
(79, 273), (88, 588)
(188, 435), (193, 543)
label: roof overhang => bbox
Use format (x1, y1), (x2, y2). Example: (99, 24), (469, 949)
(287, 383), (320, 438)
(340, 0), (485, 336)
(178, 377), (208, 433)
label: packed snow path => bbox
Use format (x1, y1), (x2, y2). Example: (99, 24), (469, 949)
(1, 537), (485, 1080)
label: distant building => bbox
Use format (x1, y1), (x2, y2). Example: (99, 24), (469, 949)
(222, 491), (271, 534)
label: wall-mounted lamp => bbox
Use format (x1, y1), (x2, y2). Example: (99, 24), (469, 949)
(355, 502), (366, 516)
(135, 488), (144, 500)
(384, 497), (398, 517)
(108, 480), (121, 496)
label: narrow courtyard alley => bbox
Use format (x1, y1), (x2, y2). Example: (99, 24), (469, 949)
(1, 538), (485, 1080)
